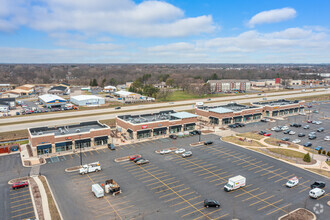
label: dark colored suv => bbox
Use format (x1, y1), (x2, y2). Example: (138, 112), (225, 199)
(108, 144), (115, 150)
(303, 142), (312, 147)
(311, 181), (326, 189)
(204, 141), (213, 145)
(204, 199), (220, 208)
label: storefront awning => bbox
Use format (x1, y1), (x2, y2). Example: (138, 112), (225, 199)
(253, 113), (262, 115)
(184, 123), (196, 126)
(94, 136), (108, 141)
(233, 116), (243, 118)
(153, 127), (167, 131)
(243, 114), (252, 117)
(55, 141), (72, 147)
(75, 139), (91, 144)
(37, 144), (52, 150)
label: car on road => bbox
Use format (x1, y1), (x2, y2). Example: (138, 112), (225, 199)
(204, 199), (220, 208)
(169, 135), (177, 139)
(263, 133), (271, 136)
(114, 107), (121, 110)
(182, 151), (192, 158)
(160, 149), (172, 155)
(292, 139), (301, 144)
(12, 181), (29, 189)
(315, 146), (323, 151)
(136, 159), (149, 165)
(281, 137), (290, 141)
(324, 136), (330, 141)
(298, 133), (305, 137)
(303, 142), (312, 147)
(317, 127), (324, 132)
(289, 131), (296, 135)
(303, 125), (310, 129)
(309, 188), (325, 199)
(309, 135), (316, 140)
(281, 126), (289, 131)
(311, 181), (326, 189)
(175, 148), (186, 154)
(204, 141), (213, 145)
(130, 155), (140, 161)
(286, 176), (299, 188)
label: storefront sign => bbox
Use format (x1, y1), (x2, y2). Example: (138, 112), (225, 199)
(65, 137), (72, 140)
(141, 125), (148, 129)
(158, 124), (162, 127)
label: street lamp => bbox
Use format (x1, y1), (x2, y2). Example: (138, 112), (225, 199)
(79, 134), (82, 166)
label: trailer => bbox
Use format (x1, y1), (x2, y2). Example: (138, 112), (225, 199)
(79, 161), (101, 174)
(91, 184), (104, 198)
(105, 179), (122, 196)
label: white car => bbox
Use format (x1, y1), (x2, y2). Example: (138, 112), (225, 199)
(324, 136), (330, 141)
(315, 121), (322, 125)
(309, 188), (325, 199)
(281, 126), (289, 131)
(289, 131), (296, 135)
(292, 139), (301, 144)
(175, 148), (186, 154)
(182, 151), (192, 158)
(299, 112), (306, 116)
(160, 149), (172, 155)
(286, 176), (299, 188)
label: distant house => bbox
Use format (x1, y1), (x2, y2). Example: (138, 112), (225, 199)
(153, 82), (168, 88)
(59, 82), (70, 87)
(48, 86), (70, 95)
(104, 86), (117, 93)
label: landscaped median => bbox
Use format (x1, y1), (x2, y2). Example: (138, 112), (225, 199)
(263, 137), (299, 149)
(222, 136), (267, 147)
(236, 132), (264, 140)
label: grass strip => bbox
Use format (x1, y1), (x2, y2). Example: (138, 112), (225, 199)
(39, 176), (61, 220)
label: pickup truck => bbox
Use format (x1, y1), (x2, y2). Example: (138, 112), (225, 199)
(79, 162), (101, 174)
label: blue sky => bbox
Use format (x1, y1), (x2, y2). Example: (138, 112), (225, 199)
(0, 0), (329, 63)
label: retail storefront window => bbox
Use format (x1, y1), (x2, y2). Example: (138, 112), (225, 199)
(272, 111), (278, 117)
(55, 141), (72, 152)
(94, 136), (108, 146)
(184, 123), (195, 131)
(169, 125), (182, 133)
(209, 117), (219, 124)
(222, 118), (232, 125)
(37, 144), (52, 155)
(137, 130), (151, 139)
(233, 117), (242, 123)
(153, 127), (167, 136)
(75, 139), (91, 149)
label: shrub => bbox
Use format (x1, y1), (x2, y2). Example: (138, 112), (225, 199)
(303, 153), (311, 162)
(322, 150), (326, 155)
(327, 151), (330, 157)
(318, 149), (322, 154)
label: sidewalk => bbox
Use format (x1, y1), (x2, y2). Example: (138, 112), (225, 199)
(33, 176), (51, 220)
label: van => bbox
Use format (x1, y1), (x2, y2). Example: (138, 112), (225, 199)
(92, 184), (104, 198)
(309, 188), (325, 199)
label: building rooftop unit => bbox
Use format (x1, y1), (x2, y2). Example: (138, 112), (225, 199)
(198, 103), (259, 113)
(253, 99), (302, 106)
(29, 121), (108, 137)
(118, 110), (197, 124)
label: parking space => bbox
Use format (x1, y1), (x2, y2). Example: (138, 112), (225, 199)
(234, 102), (330, 151)
(40, 134), (329, 220)
(8, 187), (35, 220)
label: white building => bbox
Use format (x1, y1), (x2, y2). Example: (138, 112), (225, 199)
(104, 86), (117, 93)
(70, 95), (105, 106)
(39, 94), (67, 108)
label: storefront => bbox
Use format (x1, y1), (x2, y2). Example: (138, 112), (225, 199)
(127, 129), (133, 139)
(253, 113), (262, 120)
(94, 136), (108, 146)
(272, 110), (278, 117)
(184, 123), (196, 131)
(222, 118), (232, 125)
(233, 116), (242, 123)
(243, 114), (252, 122)
(137, 129), (151, 139)
(75, 138), (91, 149)
(169, 125), (182, 133)
(209, 116), (219, 124)
(55, 141), (72, 152)
(37, 144), (52, 155)
(153, 127), (167, 136)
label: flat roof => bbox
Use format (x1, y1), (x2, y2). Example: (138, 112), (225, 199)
(29, 121), (108, 137)
(253, 99), (301, 106)
(118, 110), (197, 124)
(71, 95), (105, 101)
(199, 103), (259, 113)
(39, 94), (66, 103)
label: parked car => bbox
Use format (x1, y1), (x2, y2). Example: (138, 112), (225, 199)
(311, 181), (326, 189)
(258, 131), (267, 135)
(313, 110), (319, 113)
(194, 130), (201, 135)
(289, 131), (296, 135)
(129, 155), (140, 161)
(286, 176), (299, 188)
(274, 127), (282, 132)
(309, 135), (316, 140)
(204, 199), (220, 208)
(182, 151), (192, 158)
(133, 157), (144, 163)
(315, 146), (323, 151)
(175, 148), (186, 154)
(283, 130), (291, 134)
(303, 125), (310, 129)
(292, 139), (301, 144)
(315, 121), (322, 125)
(298, 133), (305, 137)
(228, 124), (238, 128)
(324, 136), (330, 141)
(263, 133), (271, 136)
(12, 181), (28, 190)
(317, 127), (324, 132)
(281, 126), (289, 131)
(290, 123), (301, 127)
(303, 142), (312, 147)
(108, 144), (115, 150)
(281, 137), (290, 141)
(309, 132), (316, 136)
(204, 141), (213, 145)
(307, 120), (312, 123)
(160, 149), (172, 155)
(189, 131), (197, 135)
(169, 135), (177, 139)
(309, 188), (325, 199)
(136, 159), (149, 165)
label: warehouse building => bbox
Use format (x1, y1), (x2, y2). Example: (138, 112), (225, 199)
(28, 121), (110, 156)
(195, 103), (264, 125)
(39, 94), (67, 108)
(70, 95), (105, 106)
(253, 99), (305, 117)
(0, 98), (16, 109)
(48, 85), (70, 95)
(116, 110), (198, 140)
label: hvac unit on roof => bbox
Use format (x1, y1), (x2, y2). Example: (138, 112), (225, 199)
(38, 132), (43, 135)
(76, 129), (80, 133)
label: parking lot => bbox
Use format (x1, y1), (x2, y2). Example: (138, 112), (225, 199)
(233, 102), (330, 152)
(41, 134), (329, 220)
(0, 154), (35, 220)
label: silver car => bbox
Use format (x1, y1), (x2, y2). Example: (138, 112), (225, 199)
(182, 151), (192, 158)
(292, 139), (301, 144)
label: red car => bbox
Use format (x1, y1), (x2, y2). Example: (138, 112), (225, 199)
(307, 120), (312, 123)
(12, 181), (28, 190)
(129, 155), (140, 161)
(263, 133), (271, 136)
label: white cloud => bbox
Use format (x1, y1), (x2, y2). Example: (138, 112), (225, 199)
(248, 7), (296, 27)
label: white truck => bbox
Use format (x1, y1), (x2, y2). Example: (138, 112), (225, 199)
(91, 184), (104, 198)
(79, 162), (101, 174)
(224, 175), (246, 192)
(286, 176), (299, 188)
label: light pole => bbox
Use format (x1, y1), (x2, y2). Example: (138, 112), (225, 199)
(79, 134), (82, 166)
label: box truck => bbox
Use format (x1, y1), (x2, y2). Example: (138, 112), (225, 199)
(224, 175), (246, 192)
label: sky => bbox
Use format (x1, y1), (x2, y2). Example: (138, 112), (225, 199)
(0, 0), (329, 63)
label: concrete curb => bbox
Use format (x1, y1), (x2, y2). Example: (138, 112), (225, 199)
(33, 176), (51, 220)
(42, 175), (64, 220)
(278, 208), (316, 220)
(64, 166), (81, 173)
(27, 178), (39, 220)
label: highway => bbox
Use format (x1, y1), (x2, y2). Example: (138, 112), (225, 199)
(0, 88), (328, 132)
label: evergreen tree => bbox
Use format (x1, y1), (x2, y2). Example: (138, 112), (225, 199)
(303, 153), (311, 162)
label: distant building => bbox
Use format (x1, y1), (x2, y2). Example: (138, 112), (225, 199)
(207, 80), (251, 92)
(251, 79), (277, 87)
(288, 79), (302, 86)
(48, 86), (70, 95)
(114, 90), (141, 101)
(70, 95), (105, 106)
(153, 82), (168, 88)
(126, 82), (133, 88)
(0, 98), (16, 109)
(116, 84), (127, 90)
(39, 94), (67, 108)
(0, 104), (9, 112)
(104, 86), (117, 93)
(3, 84), (35, 98)
(253, 99), (305, 117)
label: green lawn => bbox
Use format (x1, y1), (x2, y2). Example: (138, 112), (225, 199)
(267, 148), (305, 158)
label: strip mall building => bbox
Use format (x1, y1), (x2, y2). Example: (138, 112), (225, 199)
(116, 110), (198, 140)
(28, 121), (110, 156)
(195, 100), (305, 125)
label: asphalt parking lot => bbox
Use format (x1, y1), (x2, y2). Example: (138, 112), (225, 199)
(41, 134), (329, 220)
(0, 154), (35, 220)
(233, 102), (330, 152)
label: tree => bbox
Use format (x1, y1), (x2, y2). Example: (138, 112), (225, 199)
(89, 79), (93, 86)
(318, 149), (322, 154)
(303, 153), (311, 162)
(322, 150), (326, 155)
(142, 74), (151, 84)
(91, 78), (98, 87)
(109, 78), (117, 86)
(166, 78), (174, 87)
(101, 78), (107, 87)
(327, 151), (330, 157)
(210, 73), (219, 80)
(157, 89), (173, 100)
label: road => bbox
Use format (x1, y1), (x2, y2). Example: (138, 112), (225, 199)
(0, 89), (328, 132)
